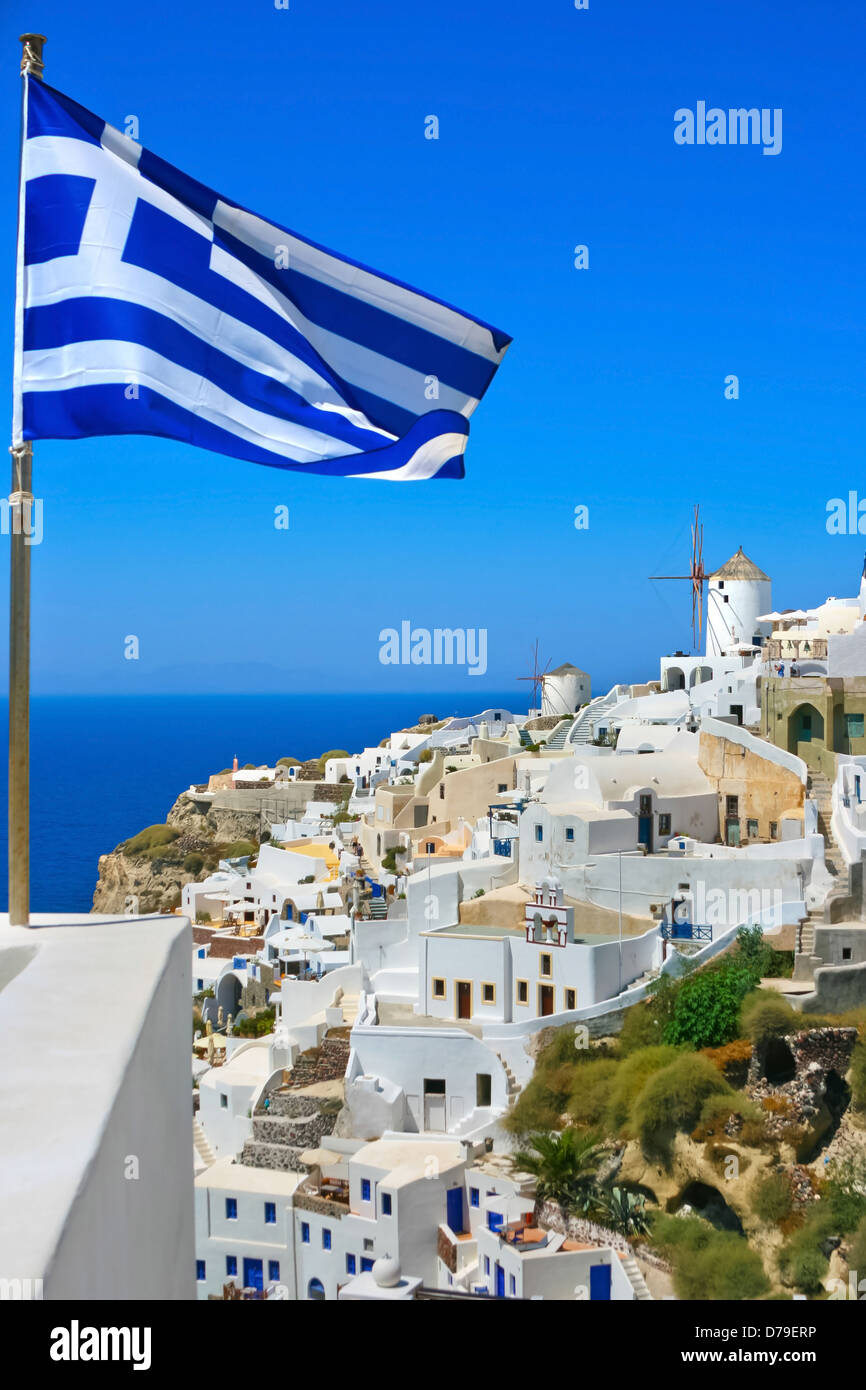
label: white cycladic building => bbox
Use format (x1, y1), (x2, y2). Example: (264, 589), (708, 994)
(195, 1133), (467, 1300)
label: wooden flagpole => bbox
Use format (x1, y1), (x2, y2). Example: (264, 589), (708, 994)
(9, 34), (44, 925)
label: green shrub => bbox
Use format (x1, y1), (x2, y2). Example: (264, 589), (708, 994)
(277, 757), (300, 767)
(605, 1046), (680, 1134)
(651, 1214), (769, 1300)
(780, 1237), (828, 1294)
(633, 1053), (732, 1159)
(618, 975), (680, 1054)
(124, 823), (181, 857)
(752, 1171), (794, 1225)
(567, 1058), (619, 1128)
(236, 1008), (275, 1038)
(663, 957), (763, 1049)
(694, 1091), (762, 1140)
(183, 853), (204, 875)
(504, 1082), (565, 1136)
(740, 991), (798, 1046)
(318, 749), (349, 773)
(418, 749), (433, 763)
(219, 840), (257, 860)
(735, 924), (795, 979)
(850, 1040), (866, 1112)
(846, 1214), (866, 1273)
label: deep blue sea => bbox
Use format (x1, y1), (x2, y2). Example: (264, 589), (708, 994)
(0, 692), (519, 913)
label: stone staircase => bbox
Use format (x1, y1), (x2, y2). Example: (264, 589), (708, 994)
(241, 1089), (343, 1170)
(193, 1115), (215, 1168)
(808, 770), (844, 877)
(494, 1051), (521, 1104)
(620, 1254), (653, 1300)
(794, 907), (823, 982)
(285, 1032), (351, 1089)
(544, 718), (574, 751)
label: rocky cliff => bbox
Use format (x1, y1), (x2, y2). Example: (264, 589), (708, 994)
(91, 790), (264, 915)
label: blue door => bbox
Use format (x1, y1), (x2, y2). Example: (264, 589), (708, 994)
(446, 1186), (464, 1234)
(589, 1263), (611, 1300)
(243, 1258), (263, 1291)
(638, 816), (652, 849)
(495, 1263), (506, 1298)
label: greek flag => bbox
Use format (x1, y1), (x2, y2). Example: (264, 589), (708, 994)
(13, 79), (510, 480)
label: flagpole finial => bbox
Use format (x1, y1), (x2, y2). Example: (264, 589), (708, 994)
(19, 33), (46, 80)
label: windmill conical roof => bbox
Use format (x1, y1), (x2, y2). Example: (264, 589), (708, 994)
(547, 663), (589, 677)
(709, 547), (769, 582)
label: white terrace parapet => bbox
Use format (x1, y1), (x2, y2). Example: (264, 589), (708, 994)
(0, 912), (193, 1300)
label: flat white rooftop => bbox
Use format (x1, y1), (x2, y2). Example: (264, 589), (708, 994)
(0, 912), (193, 1299)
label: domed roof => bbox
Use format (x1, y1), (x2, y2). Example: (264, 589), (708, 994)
(372, 1256), (401, 1288)
(709, 547), (769, 582)
(547, 663), (589, 677)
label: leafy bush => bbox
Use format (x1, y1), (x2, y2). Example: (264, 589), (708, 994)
(740, 991), (798, 1046)
(752, 1171), (794, 1225)
(651, 1214), (769, 1300)
(183, 853), (204, 875)
(124, 823), (181, 858)
(277, 757), (300, 767)
(633, 1053), (732, 1159)
(663, 957), (763, 1049)
(236, 1008), (275, 1038)
(735, 924), (794, 979)
(418, 749), (433, 763)
(605, 1046), (680, 1134)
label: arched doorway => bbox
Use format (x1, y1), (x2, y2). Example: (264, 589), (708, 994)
(689, 665), (713, 688)
(664, 667), (685, 692)
(788, 704), (824, 754)
(307, 1277), (326, 1300)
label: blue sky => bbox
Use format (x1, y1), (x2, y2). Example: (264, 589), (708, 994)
(2, 0), (865, 699)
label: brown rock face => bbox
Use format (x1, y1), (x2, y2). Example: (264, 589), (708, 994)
(91, 792), (263, 914)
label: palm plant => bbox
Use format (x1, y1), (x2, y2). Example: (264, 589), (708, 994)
(516, 1128), (605, 1211)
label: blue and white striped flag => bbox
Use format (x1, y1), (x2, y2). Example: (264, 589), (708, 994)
(13, 80), (510, 480)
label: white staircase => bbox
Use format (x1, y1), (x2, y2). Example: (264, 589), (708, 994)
(620, 1255), (653, 1300)
(544, 718), (574, 750)
(567, 689), (624, 745)
(193, 1115), (215, 1168)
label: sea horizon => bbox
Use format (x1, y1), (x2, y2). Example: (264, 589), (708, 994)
(0, 690), (526, 914)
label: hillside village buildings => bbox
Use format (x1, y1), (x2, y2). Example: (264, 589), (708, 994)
(186, 548), (866, 1299)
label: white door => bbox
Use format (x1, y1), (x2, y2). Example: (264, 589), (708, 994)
(424, 1094), (447, 1131)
